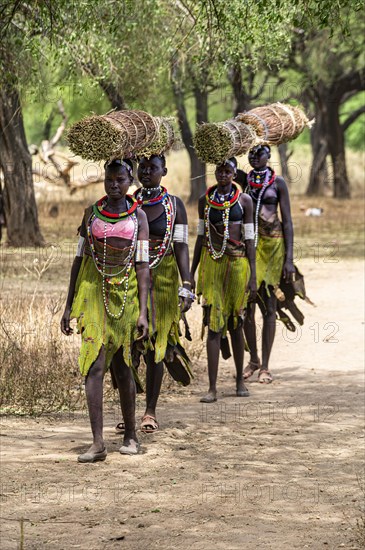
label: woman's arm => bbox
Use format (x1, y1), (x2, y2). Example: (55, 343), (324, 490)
(190, 195), (205, 289)
(241, 194), (257, 300)
(277, 176), (295, 282)
(172, 196), (192, 312)
(135, 209), (149, 339)
(61, 217), (86, 335)
(60, 256), (83, 335)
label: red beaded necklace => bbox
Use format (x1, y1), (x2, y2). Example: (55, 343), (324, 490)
(247, 168), (276, 188)
(93, 195), (138, 222)
(205, 184), (240, 210)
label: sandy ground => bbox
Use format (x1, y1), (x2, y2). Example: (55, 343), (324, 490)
(0, 259), (364, 550)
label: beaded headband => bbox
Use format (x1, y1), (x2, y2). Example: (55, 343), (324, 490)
(225, 159), (237, 171)
(105, 159), (133, 175)
(249, 145), (271, 155)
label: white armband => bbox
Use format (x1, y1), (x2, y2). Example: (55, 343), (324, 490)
(135, 240), (149, 263)
(76, 236), (85, 257)
(244, 223), (255, 240)
(197, 219), (204, 236)
(173, 224), (188, 244)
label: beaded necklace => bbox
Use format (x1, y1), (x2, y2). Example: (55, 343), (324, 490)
(204, 184), (240, 260)
(93, 194), (138, 223)
(135, 186), (167, 206)
(87, 196), (138, 319)
(247, 168), (275, 188)
(246, 168), (276, 247)
(134, 186), (174, 269)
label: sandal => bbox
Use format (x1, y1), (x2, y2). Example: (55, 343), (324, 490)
(243, 359), (261, 380)
(140, 414), (159, 433)
(258, 369), (273, 384)
(115, 422), (125, 435)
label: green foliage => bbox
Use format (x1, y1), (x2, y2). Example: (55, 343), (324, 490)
(23, 76), (110, 145)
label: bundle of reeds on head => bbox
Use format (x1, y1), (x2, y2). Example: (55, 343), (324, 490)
(66, 110), (177, 162)
(138, 117), (176, 158)
(236, 103), (313, 146)
(193, 119), (258, 164)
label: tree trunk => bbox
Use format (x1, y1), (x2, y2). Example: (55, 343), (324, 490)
(189, 85), (208, 202)
(0, 86), (44, 246)
(228, 65), (251, 115)
(327, 95), (351, 198)
(171, 66), (206, 203)
(306, 90), (329, 196)
(278, 143), (293, 186)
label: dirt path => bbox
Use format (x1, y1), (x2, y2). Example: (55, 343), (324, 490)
(1, 259), (364, 550)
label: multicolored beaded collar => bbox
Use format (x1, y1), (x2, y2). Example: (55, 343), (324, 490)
(134, 186), (168, 206)
(92, 195), (138, 223)
(247, 168), (276, 188)
(205, 184), (240, 210)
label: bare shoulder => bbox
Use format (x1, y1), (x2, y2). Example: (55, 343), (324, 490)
(137, 207), (148, 224)
(239, 192), (253, 208)
(171, 195), (186, 211)
(275, 175), (287, 189)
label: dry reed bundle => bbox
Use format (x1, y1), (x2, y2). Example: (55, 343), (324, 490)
(138, 117), (176, 157)
(236, 103), (312, 145)
(67, 110), (159, 161)
(106, 110), (159, 154)
(66, 115), (129, 162)
(193, 119), (258, 164)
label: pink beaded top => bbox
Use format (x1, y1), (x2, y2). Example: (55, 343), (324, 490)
(92, 217), (135, 240)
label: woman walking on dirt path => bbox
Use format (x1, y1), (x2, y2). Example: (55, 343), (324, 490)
(61, 159), (149, 462)
(115, 154), (193, 435)
(243, 145), (295, 384)
(190, 157), (256, 403)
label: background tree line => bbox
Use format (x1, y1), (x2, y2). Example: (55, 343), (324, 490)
(0, 0), (364, 246)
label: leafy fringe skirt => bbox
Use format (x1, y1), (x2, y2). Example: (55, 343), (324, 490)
(197, 247), (250, 336)
(71, 255), (140, 378)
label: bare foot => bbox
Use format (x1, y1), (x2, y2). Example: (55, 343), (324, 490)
(236, 379), (249, 397)
(200, 391), (217, 403)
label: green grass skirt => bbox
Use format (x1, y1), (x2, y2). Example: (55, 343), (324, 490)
(256, 235), (285, 293)
(197, 247), (250, 336)
(71, 256), (140, 378)
(149, 253), (182, 364)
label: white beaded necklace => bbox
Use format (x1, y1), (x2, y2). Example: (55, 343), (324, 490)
(100, 215), (138, 319)
(204, 187), (234, 260)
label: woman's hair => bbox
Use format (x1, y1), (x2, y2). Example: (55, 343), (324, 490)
(249, 145), (271, 157)
(216, 157), (237, 172)
(137, 154), (166, 167)
(104, 158), (134, 176)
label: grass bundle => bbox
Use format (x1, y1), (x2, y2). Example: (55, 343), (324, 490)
(66, 115), (129, 162)
(106, 110), (159, 153)
(193, 119), (258, 164)
(138, 117), (176, 157)
(236, 103), (312, 145)
(67, 110), (160, 162)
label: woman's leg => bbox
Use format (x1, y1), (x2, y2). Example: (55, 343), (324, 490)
(260, 290), (277, 376)
(244, 302), (259, 364)
(112, 347), (139, 454)
(78, 347), (106, 460)
(144, 349), (164, 420)
(243, 301), (261, 379)
(200, 329), (221, 402)
(229, 323), (249, 396)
